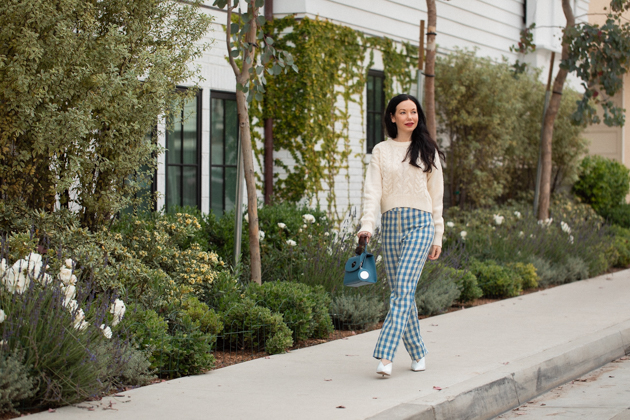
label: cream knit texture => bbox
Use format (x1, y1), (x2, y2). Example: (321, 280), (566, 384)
(359, 139), (444, 246)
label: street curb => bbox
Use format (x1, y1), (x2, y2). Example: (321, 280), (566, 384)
(367, 319), (630, 420)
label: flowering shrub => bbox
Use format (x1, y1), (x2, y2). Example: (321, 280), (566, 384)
(0, 250), (140, 410)
(443, 196), (616, 285)
(112, 212), (225, 302)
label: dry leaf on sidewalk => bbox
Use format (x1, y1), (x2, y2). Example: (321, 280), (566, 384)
(433, 386), (442, 391)
(336, 405), (346, 409)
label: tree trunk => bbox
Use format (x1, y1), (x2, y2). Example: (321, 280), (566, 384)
(424, 0), (437, 141)
(236, 89), (262, 284)
(223, 1), (262, 284)
(537, 0), (574, 220)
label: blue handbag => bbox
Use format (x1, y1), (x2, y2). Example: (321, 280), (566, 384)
(343, 237), (377, 287)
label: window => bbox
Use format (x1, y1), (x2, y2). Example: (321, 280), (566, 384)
(210, 91), (239, 216)
(366, 70), (385, 153)
(166, 90), (201, 211)
(122, 128), (157, 215)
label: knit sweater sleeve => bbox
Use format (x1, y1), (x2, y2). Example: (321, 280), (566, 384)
(359, 145), (383, 235)
(428, 150), (444, 246)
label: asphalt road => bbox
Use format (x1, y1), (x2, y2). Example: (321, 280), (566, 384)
(496, 356), (630, 420)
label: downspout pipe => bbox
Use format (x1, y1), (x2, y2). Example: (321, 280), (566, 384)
(264, 0), (274, 204)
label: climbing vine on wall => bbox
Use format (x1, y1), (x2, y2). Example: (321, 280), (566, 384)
(248, 17), (417, 221)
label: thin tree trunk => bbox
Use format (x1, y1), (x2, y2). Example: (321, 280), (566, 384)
(236, 90), (262, 284)
(538, 0), (574, 220)
(424, 0), (437, 141)
(224, 1), (262, 284)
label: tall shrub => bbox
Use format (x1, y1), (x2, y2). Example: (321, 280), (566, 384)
(0, 0), (212, 229)
(435, 49), (587, 207)
(435, 49), (524, 207)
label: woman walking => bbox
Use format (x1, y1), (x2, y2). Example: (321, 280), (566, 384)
(358, 94), (444, 377)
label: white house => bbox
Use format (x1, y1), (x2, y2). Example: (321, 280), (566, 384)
(153, 0), (590, 218)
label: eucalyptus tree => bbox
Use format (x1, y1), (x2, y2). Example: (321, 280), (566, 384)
(533, 0), (630, 219)
(212, 0), (297, 284)
(0, 0), (212, 229)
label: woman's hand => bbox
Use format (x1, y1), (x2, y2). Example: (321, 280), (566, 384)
(427, 245), (441, 260)
(357, 231), (372, 244)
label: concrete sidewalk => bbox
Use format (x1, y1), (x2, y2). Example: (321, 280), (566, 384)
(32, 269), (630, 420)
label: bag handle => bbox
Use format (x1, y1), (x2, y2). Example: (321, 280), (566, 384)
(355, 235), (368, 256)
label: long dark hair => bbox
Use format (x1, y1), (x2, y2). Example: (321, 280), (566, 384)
(383, 94), (444, 172)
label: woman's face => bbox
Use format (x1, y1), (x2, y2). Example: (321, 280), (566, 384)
(390, 99), (418, 137)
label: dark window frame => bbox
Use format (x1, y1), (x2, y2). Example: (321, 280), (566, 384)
(165, 88), (202, 211)
(366, 70), (386, 154)
(210, 90), (239, 216)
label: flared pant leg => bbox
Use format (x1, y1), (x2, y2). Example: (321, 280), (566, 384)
(373, 207), (434, 361)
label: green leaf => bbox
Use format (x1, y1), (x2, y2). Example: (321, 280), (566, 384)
(272, 64), (282, 74)
(256, 66), (264, 75)
(213, 0), (228, 8)
(255, 92), (264, 102)
(231, 49), (240, 57)
(266, 37), (274, 46)
(255, 0), (265, 8)
(257, 16), (266, 27)
(292, 64), (299, 73)
(230, 23), (240, 34)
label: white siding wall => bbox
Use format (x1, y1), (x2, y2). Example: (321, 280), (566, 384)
(155, 1), (591, 221)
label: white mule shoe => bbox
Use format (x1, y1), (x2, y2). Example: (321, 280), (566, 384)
(376, 361), (392, 377)
(411, 358), (426, 372)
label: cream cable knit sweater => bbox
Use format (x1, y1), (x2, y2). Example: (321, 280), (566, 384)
(359, 139), (444, 247)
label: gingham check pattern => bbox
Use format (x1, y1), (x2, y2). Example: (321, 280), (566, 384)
(373, 207), (435, 361)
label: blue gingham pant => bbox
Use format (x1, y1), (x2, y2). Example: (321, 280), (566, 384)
(373, 207), (434, 361)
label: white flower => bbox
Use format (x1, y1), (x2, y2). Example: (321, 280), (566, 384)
(302, 214), (316, 224)
(561, 221), (572, 234)
(514, 211), (522, 219)
(460, 231), (467, 239)
(0, 259), (6, 277)
(73, 308), (86, 329)
(65, 299), (78, 312)
(324, 232), (329, 236)
(259, 231), (265, 241)
(244, 213), (249, 223)
(0, 340), (6, 347)
(100, 324), (112, 339)
(62, 285), (76, 306)
(519, 231), (524, 238)
(286, 240), (297, 247)
(110, 299), (126, 327)
(569, 235), (575, 245)
(493, 214), (504, 225)
(376, 255), (382, 265)
(75, 320), (89, 331)
(64, 259), (74, 269)
(277, 223), (287, 229)
(3, 263), (30, 294)
(58, 267), (77, 286)
(0, 308), (5, 323)
(40, 273), (53, 286)
(446, 221), (455, 228)
(302, 224), (307, 229)
(538, 218), (553, 227)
